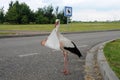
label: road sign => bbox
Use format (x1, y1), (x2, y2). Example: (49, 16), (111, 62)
(64, 6), (72, 17)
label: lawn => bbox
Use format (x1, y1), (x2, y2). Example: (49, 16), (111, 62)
(0, 22), (120, 35)
(104, 39), (120, 79)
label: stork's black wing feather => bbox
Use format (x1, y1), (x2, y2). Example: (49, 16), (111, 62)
(64, 41), (82, 58)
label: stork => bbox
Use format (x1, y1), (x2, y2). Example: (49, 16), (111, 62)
(41, 19), (82, 75)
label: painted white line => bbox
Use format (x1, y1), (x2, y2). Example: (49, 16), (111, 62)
(18, 53), (39, 57)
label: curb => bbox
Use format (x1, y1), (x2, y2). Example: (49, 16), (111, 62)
(85, 39), (119, 80)
(97, 40), (119, 80)
(85, 42), (103, 80)
(0, 29), (120, 39)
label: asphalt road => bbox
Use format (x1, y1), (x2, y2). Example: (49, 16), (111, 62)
(0, 31), (120, 80)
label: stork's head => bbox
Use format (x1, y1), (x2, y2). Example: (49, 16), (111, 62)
(55, 19), (60, 28)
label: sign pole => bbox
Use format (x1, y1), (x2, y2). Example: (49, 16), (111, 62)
(67, 17), (68, 24)
(67, 17), (70, 31)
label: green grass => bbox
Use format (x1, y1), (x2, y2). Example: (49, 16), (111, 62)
(0, 32), (16, 35)
(0, 22), (120, 35)
(104, 39), (120, 79)
(0, 24), (53, 31)
(0, 22), (120, 31)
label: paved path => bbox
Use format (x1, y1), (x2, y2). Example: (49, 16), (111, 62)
(0, 31), (120, 80)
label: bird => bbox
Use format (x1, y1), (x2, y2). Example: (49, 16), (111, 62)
(41, 19), (82, 75)
(67, 9), (71, 13)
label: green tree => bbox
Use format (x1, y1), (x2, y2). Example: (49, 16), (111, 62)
(5, 1), (32, 24)
(5, 1), (20, 24)
(57, 10), (67, 24)
(35, 8), (44, 24)
(21, 15), (28, 24)
(29, 10), (35, 23)
(19, 3), (31, 24)
(35, 5), (55, 24)
(5, 1), (68, 24)
(43, 5), (55, 24)
(0, 7), (4, 24)
(8, 1), (13, 10)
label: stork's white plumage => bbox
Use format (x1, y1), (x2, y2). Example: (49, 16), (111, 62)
(41, 19), (82, 75)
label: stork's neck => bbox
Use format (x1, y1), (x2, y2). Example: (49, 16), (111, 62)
(55, 24), (60, 31)
(55, 19), (60, 31)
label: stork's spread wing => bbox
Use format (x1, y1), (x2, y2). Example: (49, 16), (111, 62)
(58, 33), (82, 58)
(64, 41), (82, 58)
(58, 33), (74, 48)
(45, 28), (60, 50)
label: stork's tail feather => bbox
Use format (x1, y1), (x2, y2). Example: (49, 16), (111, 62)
(64, 41), (82, 58)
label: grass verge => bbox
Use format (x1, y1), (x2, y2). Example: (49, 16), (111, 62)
(104, 39), (120, 79)
(0, 22), (120, 35)
(0, 32), (16, 35)
(0, 22), (120, 31)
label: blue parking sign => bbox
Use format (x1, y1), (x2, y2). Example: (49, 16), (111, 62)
(64, 6), (72, 17)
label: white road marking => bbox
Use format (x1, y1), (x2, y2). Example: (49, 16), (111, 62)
(18, 53), (39, 57)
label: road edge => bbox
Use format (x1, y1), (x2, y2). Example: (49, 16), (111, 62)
(85, 39), (119, 80)
(97, 40), (119, 80)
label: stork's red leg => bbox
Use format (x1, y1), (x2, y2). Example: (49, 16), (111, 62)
(60, 42), (70, 75)
(62, 51), (70, 75)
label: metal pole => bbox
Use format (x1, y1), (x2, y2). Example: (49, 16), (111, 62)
(67, 17), (69, 24)
(67, 17), (70, 31)
(67, 17), (68, 24)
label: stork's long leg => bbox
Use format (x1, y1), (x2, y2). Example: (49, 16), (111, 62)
(63, 51), (70, 75)
(60, 42), (70, 75)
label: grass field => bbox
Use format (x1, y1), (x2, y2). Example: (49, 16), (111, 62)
(0, 22), (120, 35)
(0, 22), (120, 31)
(104, 39), (120, 79)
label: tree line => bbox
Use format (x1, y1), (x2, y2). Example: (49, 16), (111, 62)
(0, 1), (67, 24)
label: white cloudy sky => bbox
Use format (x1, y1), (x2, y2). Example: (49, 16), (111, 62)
(0, 0), (120, 21)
